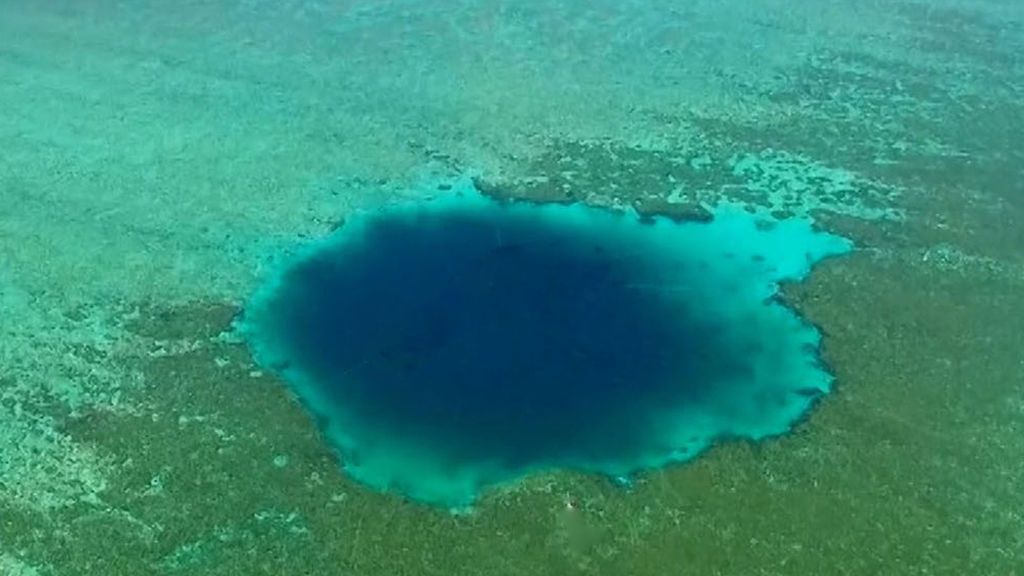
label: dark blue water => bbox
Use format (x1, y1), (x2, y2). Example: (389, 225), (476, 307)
(239, 181), (851, 507)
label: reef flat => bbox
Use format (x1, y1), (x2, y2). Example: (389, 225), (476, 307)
(0, 1), (1021, 574)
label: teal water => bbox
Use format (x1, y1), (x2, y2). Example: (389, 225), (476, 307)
(238, 179), (852, 507)
(3, 0), (1022, 573)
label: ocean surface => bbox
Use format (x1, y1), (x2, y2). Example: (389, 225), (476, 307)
(0, 1), (1021, 575)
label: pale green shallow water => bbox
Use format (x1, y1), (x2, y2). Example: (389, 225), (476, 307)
(0, 1), (1022, 575)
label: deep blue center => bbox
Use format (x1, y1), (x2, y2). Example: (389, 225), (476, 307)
(276, 207), (730, 465)
(240, 184), (851, 507)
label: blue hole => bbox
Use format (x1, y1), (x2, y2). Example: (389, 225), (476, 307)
(238, 180), (852, 507)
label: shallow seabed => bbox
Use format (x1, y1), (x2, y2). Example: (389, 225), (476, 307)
(1, 1), (1022, 574)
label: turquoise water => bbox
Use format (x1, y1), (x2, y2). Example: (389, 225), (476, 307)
(239, 179), (851, 506)
(3, 1), (1021, 573)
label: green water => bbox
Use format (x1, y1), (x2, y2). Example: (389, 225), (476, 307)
(0, 1), (1021, 575)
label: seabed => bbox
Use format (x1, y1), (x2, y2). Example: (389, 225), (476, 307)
(0, 2), (1021, 575)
